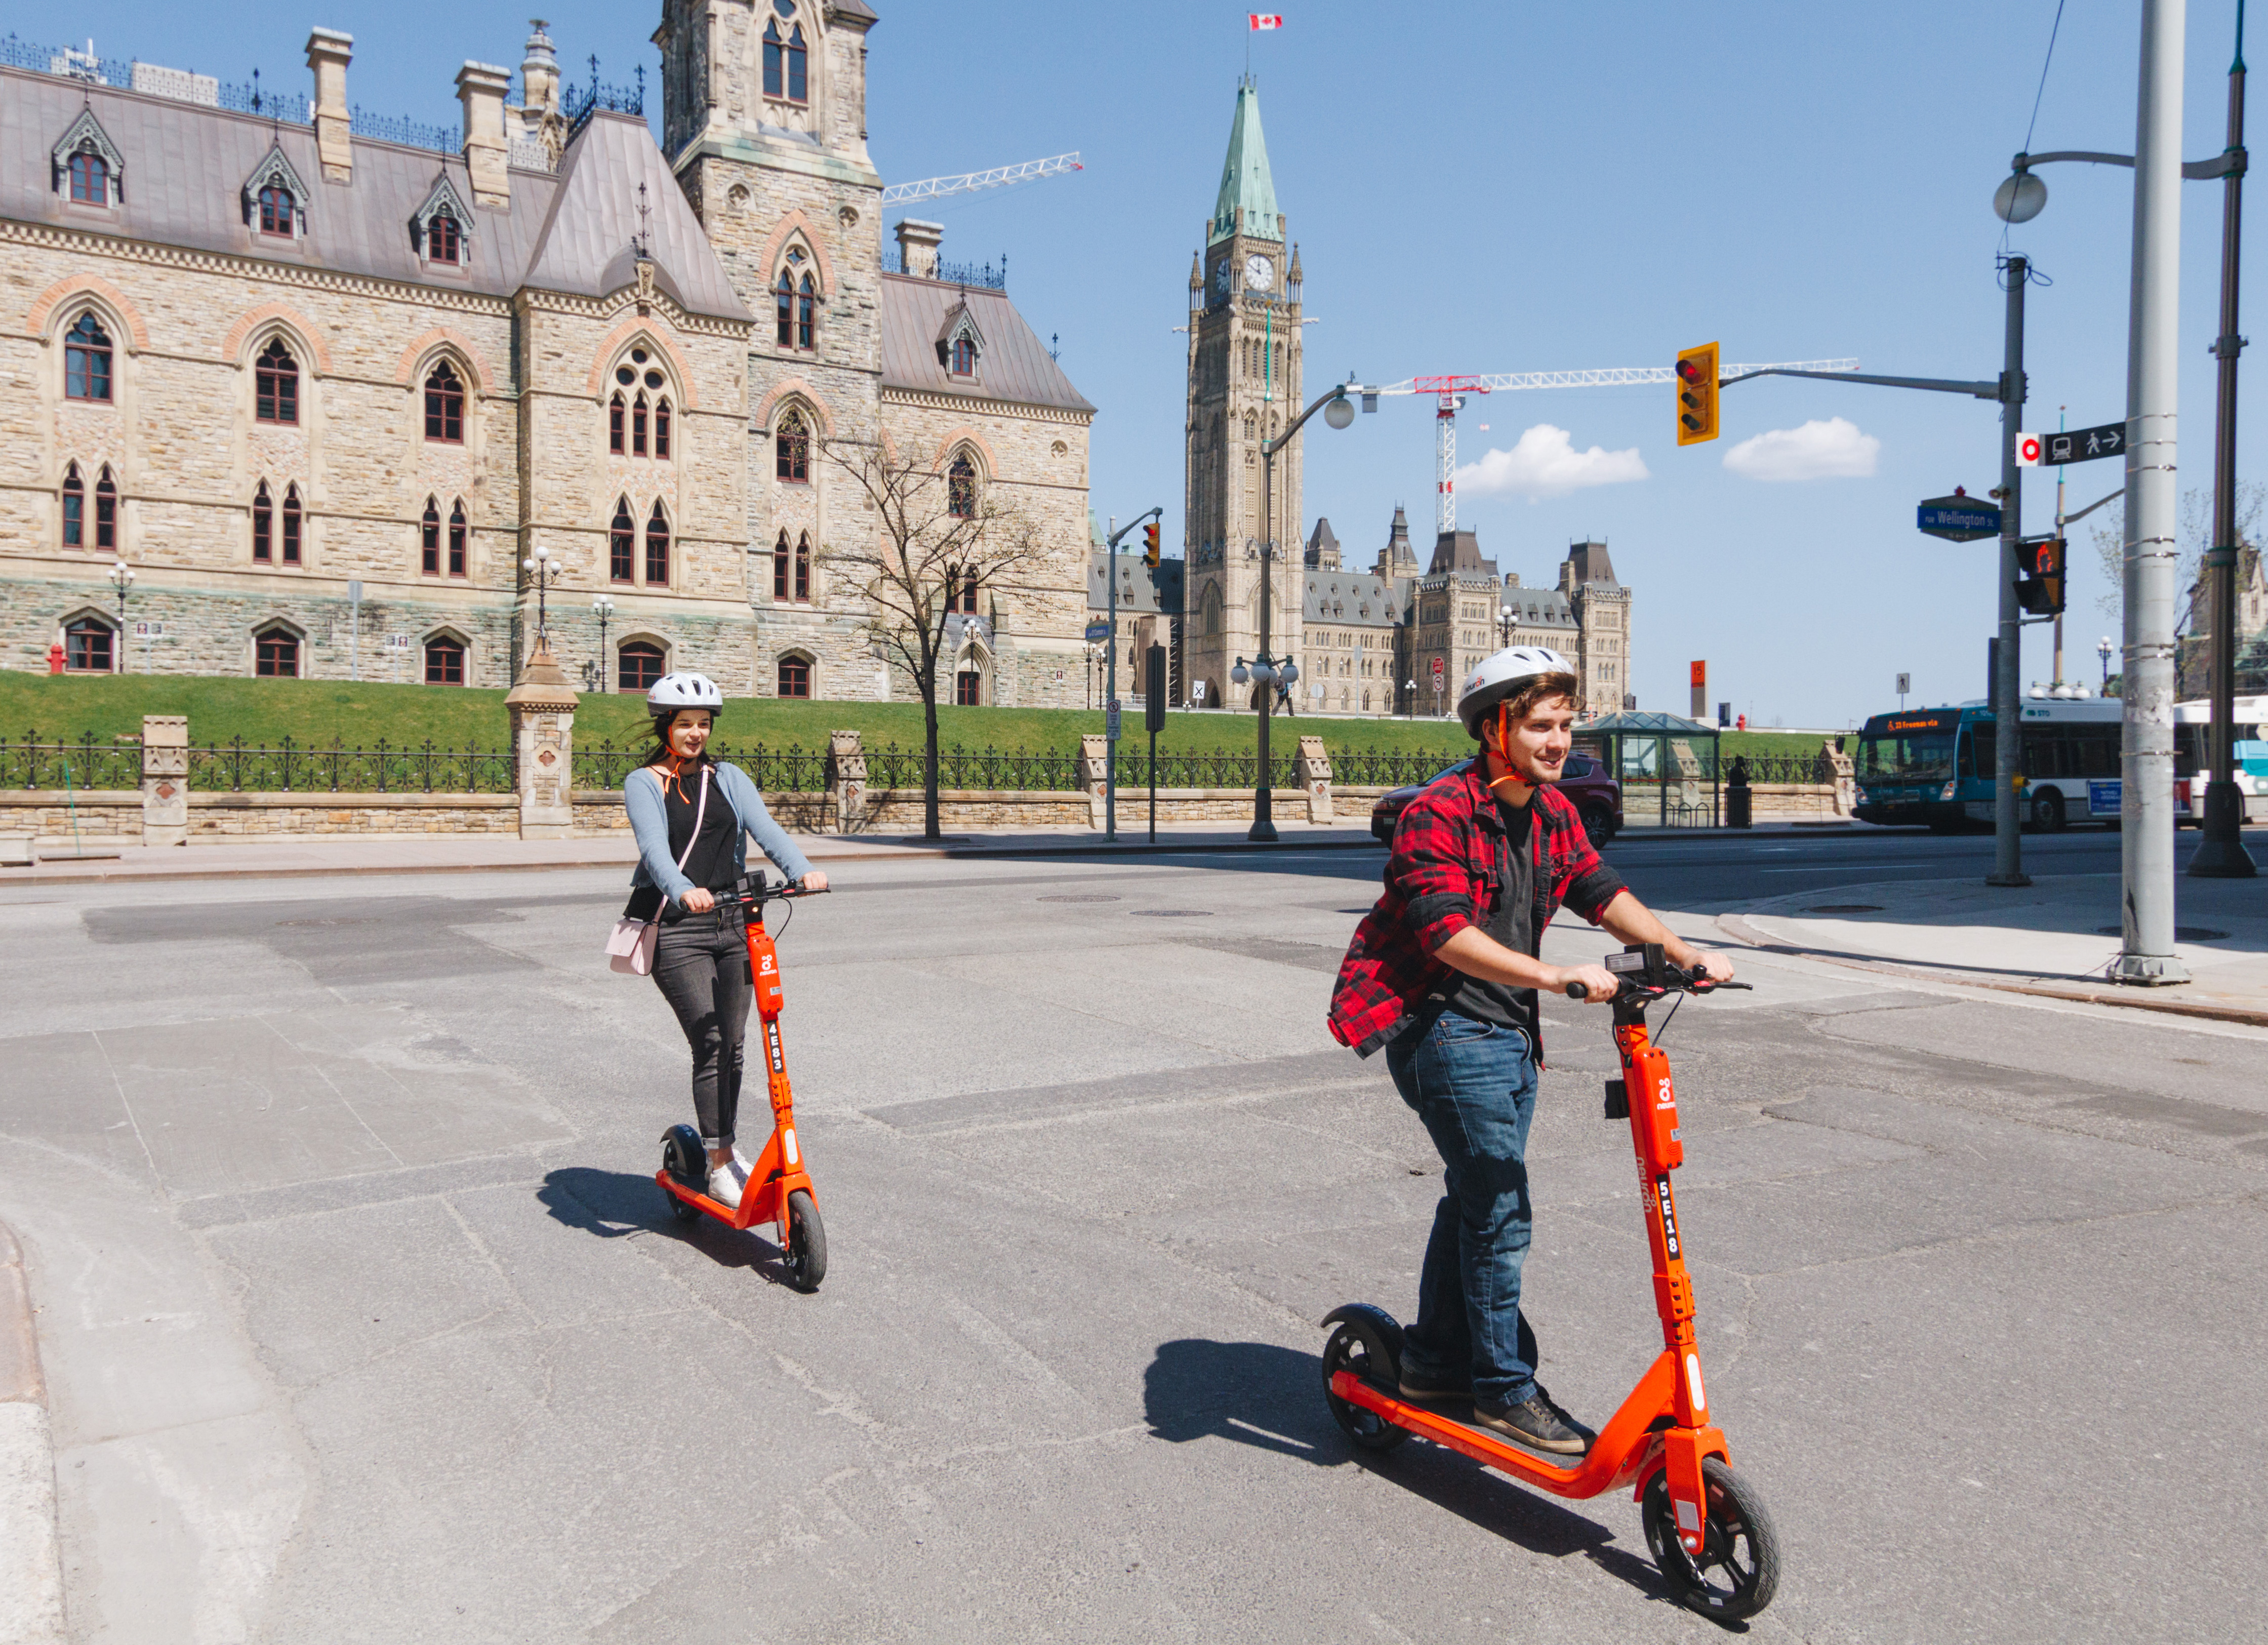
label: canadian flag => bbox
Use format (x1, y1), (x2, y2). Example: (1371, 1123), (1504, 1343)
(1249, 13), (1284, 28)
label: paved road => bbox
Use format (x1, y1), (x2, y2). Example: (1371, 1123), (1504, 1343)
(2, 834), (2263, 1642)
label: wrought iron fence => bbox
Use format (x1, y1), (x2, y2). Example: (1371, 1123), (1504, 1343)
(580, 742), (831, 792)
(1, 733), (144, 790)
(562, 67), (644, 135)
(1330, 749), (1461, 789)
(1, 34), (132, 85)
(1727, 752), (1836, 786)
(865, 744), (1078, 791)
(185, 738), (515, 794)
(877, 246), (1008, 290)
(218, 79), (310, 122)
(350, 105), (456, 152)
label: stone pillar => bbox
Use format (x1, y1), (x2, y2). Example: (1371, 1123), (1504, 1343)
(1822, 738), (1857, 818)
(457, 62), (512, 208)
(895, 218), (943, 278)
(1295, 735), (1333, 823)
(827, 730), (866, 834)
(305, 29), (353, 184)
(140, 715), (188, 847)
(1077, 734), (1109, 830)
(505, 637), (579, 839)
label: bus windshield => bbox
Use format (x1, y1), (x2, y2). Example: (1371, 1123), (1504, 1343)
(1857, 730), (1957, 782)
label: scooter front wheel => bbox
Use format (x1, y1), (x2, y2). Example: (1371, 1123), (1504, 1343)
(1320, 1313), (1410, 1452)
(782, 1189), (826, 1292)
(1641, 1456), (1780, 1621)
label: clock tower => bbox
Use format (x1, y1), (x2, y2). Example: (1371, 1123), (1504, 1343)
(1184, 77), (1303, 711)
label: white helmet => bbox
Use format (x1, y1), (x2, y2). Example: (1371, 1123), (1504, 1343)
(646, 671), (724, 714)
(1455, 646), (1576, 739)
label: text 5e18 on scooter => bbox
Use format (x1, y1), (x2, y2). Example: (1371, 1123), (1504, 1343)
(1319, 944), (1781, 1621)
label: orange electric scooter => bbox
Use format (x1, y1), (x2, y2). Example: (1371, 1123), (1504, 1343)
(657, 871), (830, 1292)
(1320, 943), (1780, 1621)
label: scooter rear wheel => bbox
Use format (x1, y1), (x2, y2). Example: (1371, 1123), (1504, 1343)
(1641, 1456), (1780, 1621)
(782, 1189), (826, 1293)
(660, 1126), (705, 1224)
(1320, 1316), (1411, 1452)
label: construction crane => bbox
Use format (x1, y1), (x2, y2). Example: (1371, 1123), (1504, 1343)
(880, 152), (1083, 207)
(1357, 359), (1861, 535)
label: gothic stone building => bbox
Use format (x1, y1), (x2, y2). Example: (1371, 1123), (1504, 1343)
(1, 9), (1096, 702)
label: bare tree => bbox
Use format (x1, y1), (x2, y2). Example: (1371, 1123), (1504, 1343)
(2093, 480), (2264, 622)
(817, 430), (1043, 839)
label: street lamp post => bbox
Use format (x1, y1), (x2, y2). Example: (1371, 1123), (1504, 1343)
(1249, 386), (1356, 841)
(2100, 634), (2115, 693)
(521, 545), (563, 641)
(1403, 678), (1415, 718)
(108, 561), (134, 673)
(590, 595), (615, 692)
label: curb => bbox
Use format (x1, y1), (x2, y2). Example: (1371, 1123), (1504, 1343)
(1716, 912), (2268, 1029)
(0, 1222), (65, 1644)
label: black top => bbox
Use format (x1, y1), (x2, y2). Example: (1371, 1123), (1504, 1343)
(660, 760), (736, 897)
(1435, 795), (1537, 1035)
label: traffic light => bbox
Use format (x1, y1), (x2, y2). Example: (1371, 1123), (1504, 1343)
(1675, 342), (1720, 446)
(1143, 521), (1161, 567)
(2016, 537), (2067, 615)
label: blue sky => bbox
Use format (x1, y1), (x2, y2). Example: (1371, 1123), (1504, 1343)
(54, 0), (2267, 725)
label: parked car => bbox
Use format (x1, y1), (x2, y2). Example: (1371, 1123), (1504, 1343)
(1368, 753), (1623, 847)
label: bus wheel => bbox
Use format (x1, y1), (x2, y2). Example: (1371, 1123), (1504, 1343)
(2030, 790), (2066, 832)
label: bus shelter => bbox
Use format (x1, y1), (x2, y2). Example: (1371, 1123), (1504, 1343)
(1573, 711), (1721, 828)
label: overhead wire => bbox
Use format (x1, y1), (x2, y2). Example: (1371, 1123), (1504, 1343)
(2002, 0), (2071, 258)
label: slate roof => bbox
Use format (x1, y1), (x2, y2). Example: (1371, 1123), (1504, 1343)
(1425, 528), (1498, 578)
(1304, 572), (1401, 626)
(1499, 587), (1578, 629)
(1089, 552), (1182, 616)
(0, 70), (747, 320)
(879, 272), (1094, 415)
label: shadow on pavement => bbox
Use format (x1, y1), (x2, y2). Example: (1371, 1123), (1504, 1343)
(1141, 1337), (1678, 1608)
(538, 1166), (802, 1285)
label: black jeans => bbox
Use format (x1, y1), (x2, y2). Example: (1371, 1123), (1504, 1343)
(652, 906), (752, 1150)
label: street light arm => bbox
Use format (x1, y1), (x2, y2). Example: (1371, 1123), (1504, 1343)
(2014, 147), (2245, 180)
(1264, 386), (1353, 457)
(2058, 486), (2127, 527)
(1720, 366), (2001, 399)
(1106, 504), (1162, 550)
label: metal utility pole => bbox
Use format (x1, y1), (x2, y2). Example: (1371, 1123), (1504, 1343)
(2113, 0), (2195, 981)
(1102, 507), (1163, 845)
(1991, 256), (2031, 887)
(2193, 2), (2260, 878)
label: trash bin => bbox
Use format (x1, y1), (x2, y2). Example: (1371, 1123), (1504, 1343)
(1726, 756), (1752, 829)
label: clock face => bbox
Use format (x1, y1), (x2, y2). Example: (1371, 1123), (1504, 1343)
(1213, 261), (1231, 293)
(1244, 254), (1275, 291)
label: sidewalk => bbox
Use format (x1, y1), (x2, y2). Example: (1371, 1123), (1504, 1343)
(0, 820), (1385, 886)
(1723, 870), (2268, 1027)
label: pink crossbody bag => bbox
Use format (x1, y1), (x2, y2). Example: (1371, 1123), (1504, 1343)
(604, 765), (709, 976)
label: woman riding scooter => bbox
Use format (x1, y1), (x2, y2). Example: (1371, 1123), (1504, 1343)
(625, 672), (828, 1210)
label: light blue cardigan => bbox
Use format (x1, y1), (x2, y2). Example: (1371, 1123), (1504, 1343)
(624, 761), (814, 906)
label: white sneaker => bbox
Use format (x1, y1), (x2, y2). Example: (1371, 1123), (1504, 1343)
(707, 1159), (747, 1209)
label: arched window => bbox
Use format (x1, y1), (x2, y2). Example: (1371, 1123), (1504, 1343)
(763, 22), (808, 102)
(773, 531), (792, 600)
(255, 338), (298, 425)
(619, 640), (666, 693)
(94, 466), (116, 550)
(447, 499), (466, 577)
(794, 532), (811, 603)
(644, 501), (670, 585)
(423, 362), (464, 443)
(797, 274), (816, 350)
(609, 393), (625, 454)
(776, 409), (809, 482)
(65, 616), (114, 673)
(1203, 586), (1223, 636)
(777, 654), (812, 698)
(655, 398), (672, 460)
(427, 211), (460, 265)
(253, 480), (273, 561)
(68, 151), (108, 205)
(65, 314), (112, 402)
(775, 270), (794, 348)
(258, 186), (293, 236)
(421, 498), (441, 574)
(950, 338), (976, 377)
(632, 393), (649, 457)
(61, 463), (84, 548)
(788, 25), (808, 100)
(945, 569), (979, 614)
(256, 627), (300, 678)
(609, 498), (635, 583)
(424, 635), (465, 685)
(948, 455), (976, 519)
(956, 669), (983, 706)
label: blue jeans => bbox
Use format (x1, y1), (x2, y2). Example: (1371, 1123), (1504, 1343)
(1385, 1009), (1541, 1408)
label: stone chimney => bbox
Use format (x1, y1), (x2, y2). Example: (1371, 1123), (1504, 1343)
(519, 20), (559, 116)
(458, 61), (512, 208)
(305, 28), (353, 183)
(895, 218), (943, 279)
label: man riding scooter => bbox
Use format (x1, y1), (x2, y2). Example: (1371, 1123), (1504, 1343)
(1328, 648), (1733, 1454)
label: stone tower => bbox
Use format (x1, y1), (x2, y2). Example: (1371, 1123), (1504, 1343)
(1184, 77), (1303, 711)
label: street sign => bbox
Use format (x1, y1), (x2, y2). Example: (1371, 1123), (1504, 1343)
(1917, 494), (2002, 541)
(133, 621), (164, 638)
(2015, 421), (2126, 467)
(1431, 657), (1444, 682)
(1106, 700), (1121, 741)
(1896, 672), (1911, 695)
(1083, 620), (1111, 641)
(386, 633), (413, 650)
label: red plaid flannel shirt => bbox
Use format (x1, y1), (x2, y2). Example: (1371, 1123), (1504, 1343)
(1328, 761), (1629, 1057)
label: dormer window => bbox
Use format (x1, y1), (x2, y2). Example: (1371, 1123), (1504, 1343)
(259, 186), (293, 235)
(763, 20), (808, 103)
(428, 212), (460, 264)
(241, 144), (309, 240)
(68, 152), (108, 205)
(52, 109), (123, 206)
(951, 339), (976, 377)
(409, 173), (473, 268)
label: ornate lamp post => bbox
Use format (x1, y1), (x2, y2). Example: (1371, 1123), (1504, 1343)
(589, 594), (615, 692)
(521, 544), (563, 640)
(107, 560), (135, 674)
(2099, 634), (2115, 694)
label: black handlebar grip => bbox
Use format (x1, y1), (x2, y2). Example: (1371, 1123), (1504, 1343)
(1566, 980), (1589, 1000)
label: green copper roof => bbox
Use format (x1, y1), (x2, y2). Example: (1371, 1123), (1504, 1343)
(1208, 78), (1283, 247)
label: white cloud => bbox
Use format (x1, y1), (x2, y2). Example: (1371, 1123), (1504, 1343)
(1453, 424), (1649, 502)
(1723, 417), (1880, 482)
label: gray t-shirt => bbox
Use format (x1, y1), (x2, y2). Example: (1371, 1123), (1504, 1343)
(1435, 796), (1537, 1032)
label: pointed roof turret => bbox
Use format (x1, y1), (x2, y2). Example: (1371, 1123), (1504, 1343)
(1189, 250), (1204, 291)
(1209, 76), (1283, 246)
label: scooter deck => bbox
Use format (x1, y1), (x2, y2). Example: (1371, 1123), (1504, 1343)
(1331, 1351), (1713, 1501)
(654, 1167), (814, 1234)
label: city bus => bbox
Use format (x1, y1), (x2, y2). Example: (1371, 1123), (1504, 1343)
(1853, 697), (2131, 831)
(2174, 694), (2268, 825)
